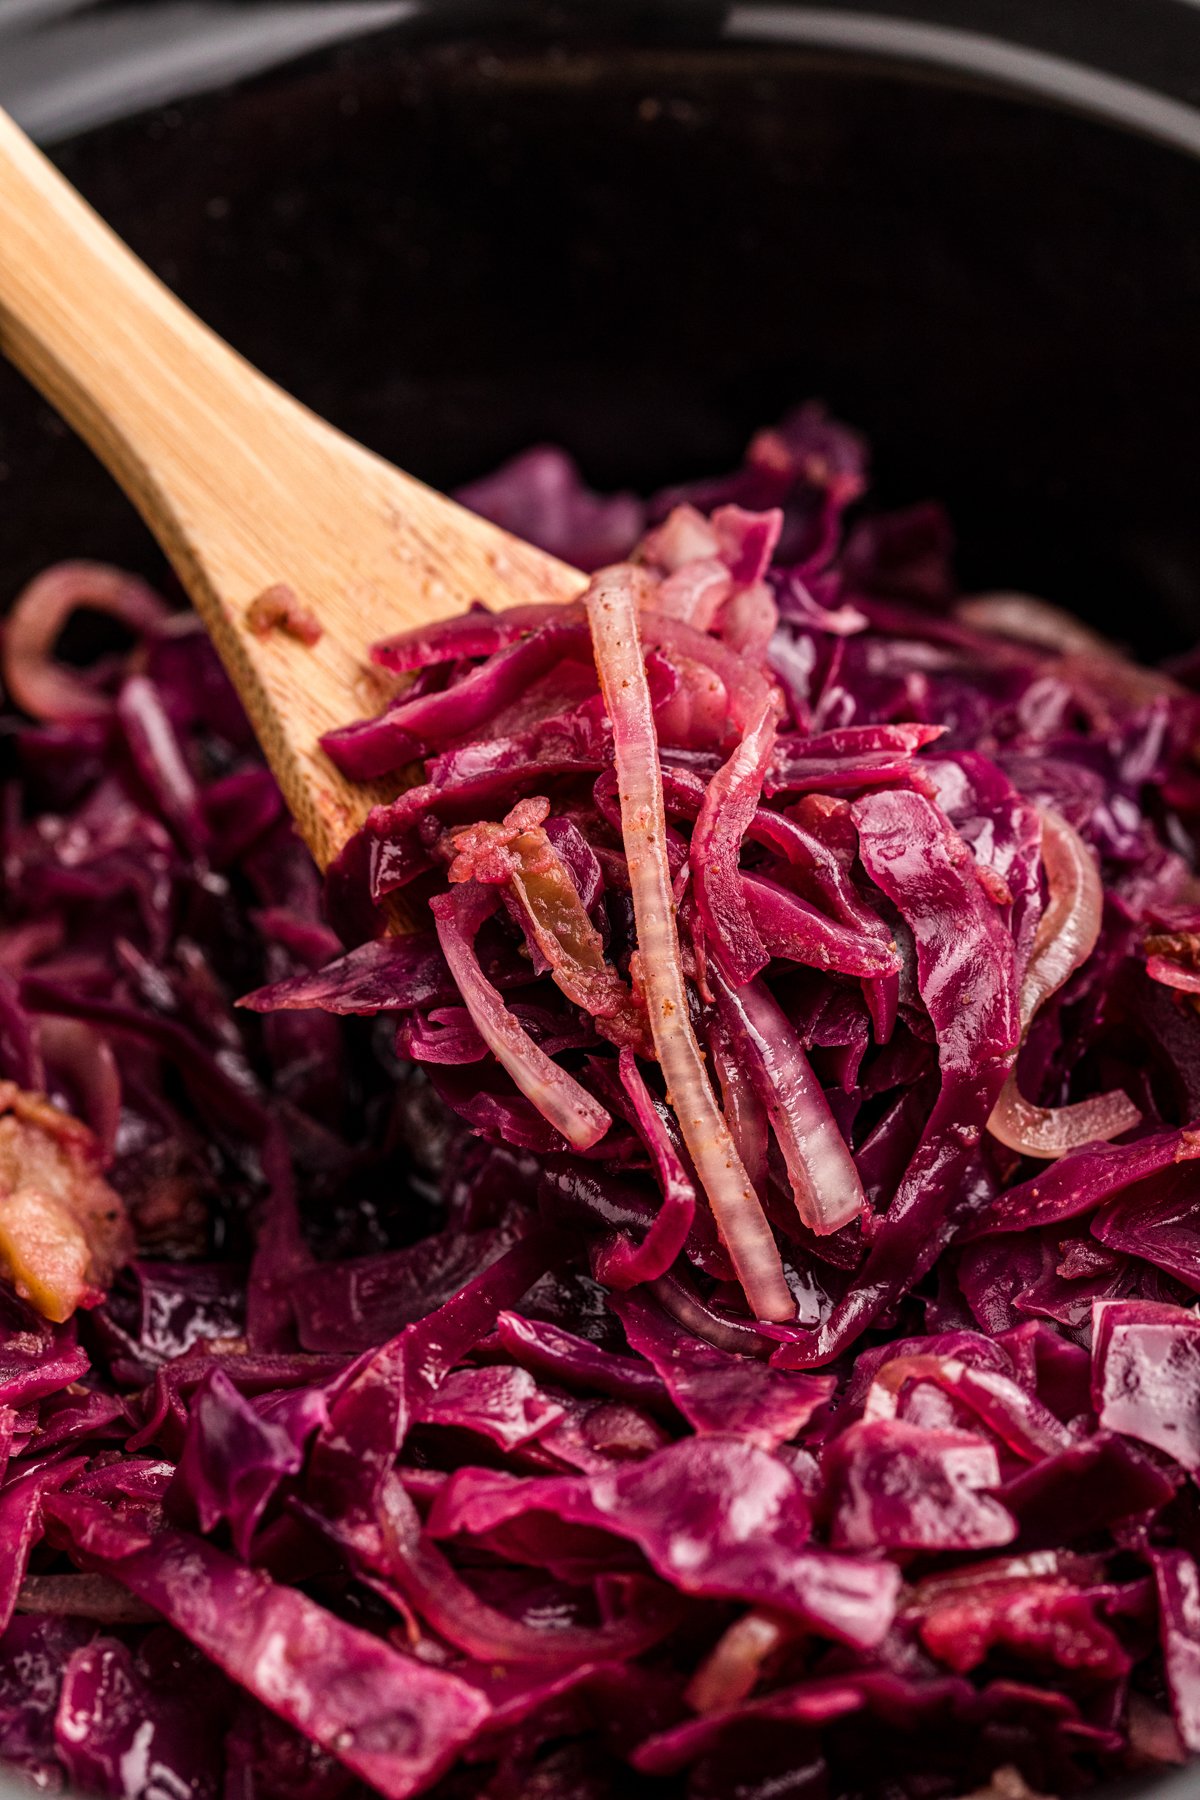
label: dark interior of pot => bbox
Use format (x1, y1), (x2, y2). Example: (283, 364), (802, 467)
(1, 13), (1199, 1800)
(1, 19), (1199, 655)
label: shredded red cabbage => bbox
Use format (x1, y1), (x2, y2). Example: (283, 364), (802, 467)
(3, 407), (1200, 1798)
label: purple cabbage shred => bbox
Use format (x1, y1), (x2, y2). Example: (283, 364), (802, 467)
(1, 405), (1200, 1797)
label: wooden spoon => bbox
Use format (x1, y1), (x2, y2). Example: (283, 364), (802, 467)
(0, 106), (585, 870)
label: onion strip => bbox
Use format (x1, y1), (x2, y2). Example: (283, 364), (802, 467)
(369, 1476), (685, 1665)
(586, 566), (794, 1321)
(592, 1050), (697, 1288)
(988, 807), (1139, 1159)
(690, 684), (783, 986)
(686, 1608), (790, 1712)
(1020, 809), (1103, 1031)
(955, 592), (1116, 659)
(987, 1076), (1141, 1160)
(712, 969), (865, 1236)
(431, 884), (610, 1151)
(3, 561), (168, 721)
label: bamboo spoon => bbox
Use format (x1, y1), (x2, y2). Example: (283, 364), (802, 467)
(0, 106), (585, 871)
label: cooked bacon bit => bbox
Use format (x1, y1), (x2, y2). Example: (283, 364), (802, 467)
(1145, 929), (1200, 968)
(447, 798), (652, 1055)
(445, 797), (551, 885)
(974, 863), (1014, 907)
(0, 1084), (131, 1323)
(245, 583), (323, 646)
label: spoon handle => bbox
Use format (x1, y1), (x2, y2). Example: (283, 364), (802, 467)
(0, 106), (300, 577)
(0, 105), (582, 870)
(0, 104), (408, 864)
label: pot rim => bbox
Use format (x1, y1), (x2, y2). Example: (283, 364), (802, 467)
(0, 7), (1197, 1800)
(2, 0), (1200, 153)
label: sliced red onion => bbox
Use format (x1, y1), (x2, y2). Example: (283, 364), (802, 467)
(709, 1018), (769, 1197)
(447, 801), (650, 1054)
(3, 562), (169, 722)
(117, 674), (206, 850)
(16, 1573), (158, 1624)
(690, 685), (783, 987)
(1127, 1694), (1187, 1767)
(987, 1075), (1142, 1161)
(655, 557), (733, 630)
(651, 653), (731, 750)
(988, 807), (1140, 1158)
(1019, 808), (1103, 1031)
(586, 566), (794, 1321)
(650, 1270), (773, 1358)
(376, 1475), (682, 1664)
(1057, 649), (1185, 712)
(956, 593), (1186, 711)
(640, 609), (772, 736)
(718, 579), (779, 660)
(712, 969), (864, 1236)
(430, 884), (610, 1151)
(593, 1051), (696, 1288)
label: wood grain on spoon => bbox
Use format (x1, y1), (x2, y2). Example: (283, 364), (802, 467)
(0, 106), (584, 871)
